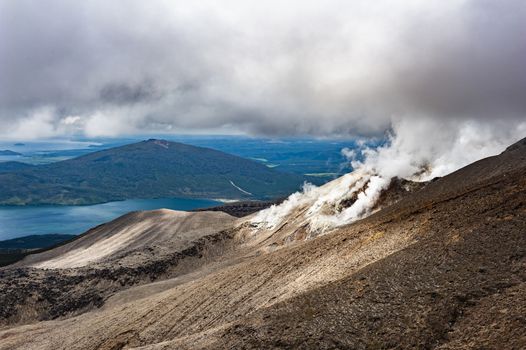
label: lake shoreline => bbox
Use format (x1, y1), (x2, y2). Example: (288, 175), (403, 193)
(0, 197), (223, 241)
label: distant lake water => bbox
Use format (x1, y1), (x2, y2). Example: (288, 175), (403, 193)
(0, 198), (220, 241)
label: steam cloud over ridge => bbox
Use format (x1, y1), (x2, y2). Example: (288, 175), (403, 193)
(252, 118), (526, 232)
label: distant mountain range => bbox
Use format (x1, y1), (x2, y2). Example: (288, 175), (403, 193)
(0, 234), (75, 250)
(0, 150), (21, 156)
(0, 234), (76, 267)
(0, 139), (306, 205)
(0, 161), (34, 173)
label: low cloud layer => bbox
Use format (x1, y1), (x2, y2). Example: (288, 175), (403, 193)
(1, 0), (525, 139)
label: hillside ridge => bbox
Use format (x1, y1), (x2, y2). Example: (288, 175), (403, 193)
(0, 139), (305, 205)
(0, 137), (524, 349)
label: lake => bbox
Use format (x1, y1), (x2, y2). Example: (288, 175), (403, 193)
(0, 198), (221, 241)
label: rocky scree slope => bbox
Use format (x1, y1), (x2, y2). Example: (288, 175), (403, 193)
(0, 138), (524, 349)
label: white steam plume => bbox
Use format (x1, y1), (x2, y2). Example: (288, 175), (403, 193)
(252, 118), (526, 233)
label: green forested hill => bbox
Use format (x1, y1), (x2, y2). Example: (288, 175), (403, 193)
(0, 161), (34, 173)
(0, 139), (305, 205)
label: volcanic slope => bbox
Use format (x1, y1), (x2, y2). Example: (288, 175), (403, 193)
(0, 138), (525, 349)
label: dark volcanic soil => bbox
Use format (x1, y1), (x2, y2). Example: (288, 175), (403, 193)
(0, 138), (525, 350)
(0, 220), (239, 326)
(214, 168), (526, 349)
(193, 198), (285, 217)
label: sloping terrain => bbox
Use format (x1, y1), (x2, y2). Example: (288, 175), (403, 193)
(0, 161), (34, 173)
(0, 234), (76, 250)
(0, 150), (21, 156)
(192, 198), (285, 217)
(0, 138), (524, 349)
(0, 234), (77, 268)
(0, 139), (305, 205)
(18, 210), (237, 269)
(0, 210), (238, 326)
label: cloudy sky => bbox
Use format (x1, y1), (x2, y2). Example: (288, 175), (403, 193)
(0, 0), (525, 140)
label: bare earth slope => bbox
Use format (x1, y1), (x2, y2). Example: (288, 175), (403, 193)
(0, 210), (238, 326)
(0, 138), (525, 349)
(17, 210), (236, 269)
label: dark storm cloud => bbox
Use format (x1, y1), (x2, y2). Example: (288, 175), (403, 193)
(0, 0), (525, 138)
(391, 0), (526, 119)
(99, 82), (160, 105)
